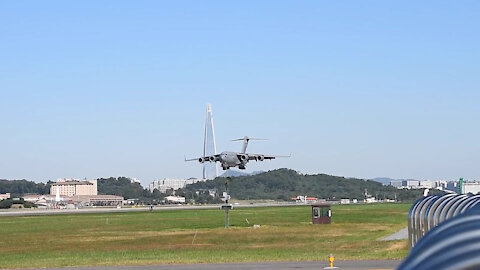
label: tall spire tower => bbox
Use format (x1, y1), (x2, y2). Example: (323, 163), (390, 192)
(203, 104), (219, 179)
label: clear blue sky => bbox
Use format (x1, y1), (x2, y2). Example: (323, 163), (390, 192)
(1, 1), (479, 185)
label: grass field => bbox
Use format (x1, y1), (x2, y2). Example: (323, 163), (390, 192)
(0, 203), (410, 269)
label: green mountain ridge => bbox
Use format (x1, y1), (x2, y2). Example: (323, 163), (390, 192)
(181, 168), (440, 202)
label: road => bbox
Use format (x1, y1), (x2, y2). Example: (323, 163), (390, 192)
(39, 260), (400, 270)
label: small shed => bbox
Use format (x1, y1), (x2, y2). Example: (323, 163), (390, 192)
(311, 203), (331, 224)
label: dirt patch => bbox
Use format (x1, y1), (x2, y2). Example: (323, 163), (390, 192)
(386, 241), (407, 251)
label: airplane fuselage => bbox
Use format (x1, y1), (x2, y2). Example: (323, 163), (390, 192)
(197, 151), (248, 170)
(218, 151), (246, 170)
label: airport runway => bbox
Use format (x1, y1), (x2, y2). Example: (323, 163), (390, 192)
(41, 260), (400, 270)
(0, 202), (307, 217)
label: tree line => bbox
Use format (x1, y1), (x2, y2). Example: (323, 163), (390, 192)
(0, 179), (52, 197)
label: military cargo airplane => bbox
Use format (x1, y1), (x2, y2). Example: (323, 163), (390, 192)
(185, 136), (290, 170)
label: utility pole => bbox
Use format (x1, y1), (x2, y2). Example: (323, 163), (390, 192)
(222, 177), (232, 228)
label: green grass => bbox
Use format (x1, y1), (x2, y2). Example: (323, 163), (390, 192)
(0, 203), (410, 269)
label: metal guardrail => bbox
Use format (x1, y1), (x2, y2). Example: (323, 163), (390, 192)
(399, 206), (480, 270)
(408, 194), (480, 248)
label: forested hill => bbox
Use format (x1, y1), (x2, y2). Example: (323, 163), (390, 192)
(182, 168), (438, 202)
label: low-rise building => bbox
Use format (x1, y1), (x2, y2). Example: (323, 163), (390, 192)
(436, 180), (448, 190)
(165, 196), (186, 204)
(124, 199), (138, 205)
(291, 195), (319, 203)
(149, 178), (200, 193)
(390, 180), (403, 188)
(24, 193), (123, 207)
(340, 199), (351, 204)
(0, 193), (11, 200)
(419, 181), (434, 189)
(463, 182), (480, 195)
(402, 180), (420, 189)
(23, 194), (57, 202)
(446, 181), (460, 193)
(23, 194), (62, 208)
(130, 178), (141, 184)
(70, 195), (124, 206)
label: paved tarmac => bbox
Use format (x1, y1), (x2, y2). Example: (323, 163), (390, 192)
(38, 260), (400, 270)
(0, 203), (303, 217)
(381, 227), (408, 241)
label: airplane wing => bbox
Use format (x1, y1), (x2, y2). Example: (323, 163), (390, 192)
(185, 154), (220, 163)
(245, 153), (291, 161)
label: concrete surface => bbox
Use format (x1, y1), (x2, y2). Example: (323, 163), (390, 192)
(381, 227), (408, 241)
(39, 260), (401, 270)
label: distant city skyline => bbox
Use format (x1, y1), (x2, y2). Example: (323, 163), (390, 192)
(1, 2), (479, 186)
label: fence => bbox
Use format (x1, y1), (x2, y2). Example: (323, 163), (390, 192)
(399, 206), (480, 270)
(408, 193), (480, 248)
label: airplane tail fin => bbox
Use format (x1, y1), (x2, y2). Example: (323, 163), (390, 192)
(231, 136), (268, 153)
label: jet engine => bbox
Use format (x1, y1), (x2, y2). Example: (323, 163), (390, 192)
(198, 157), (205, 163)
(209, 156), (216, 162)
(240, 154), (249, 161)
(257, 155), (265, 161)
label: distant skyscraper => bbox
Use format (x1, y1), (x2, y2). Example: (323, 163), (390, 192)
(203, 104), (218, 179)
